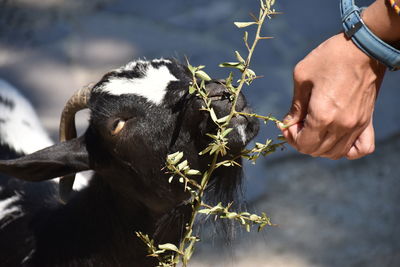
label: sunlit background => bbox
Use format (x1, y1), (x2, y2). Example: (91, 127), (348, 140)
(0, 0), (399, 266)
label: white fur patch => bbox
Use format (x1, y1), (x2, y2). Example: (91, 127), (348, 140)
(237, 124), (247, 145)
(98, 60), (178, 105)
(151, 58), (172, 64)
(53, 171), (91, 191)
(0, 79), (53, 155)
(0, 195), (22, 227)
(73, 172), (91, 190)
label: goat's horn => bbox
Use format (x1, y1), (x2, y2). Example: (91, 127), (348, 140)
(59, 84), (93, 203)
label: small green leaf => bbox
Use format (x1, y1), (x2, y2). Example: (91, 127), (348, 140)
(234, 21), (257, 28)
(221, 128), (233, 138)
(158, 243), (182, 254)
(243, 31), (249, 43)
(210, 203), (224, 212)
(195, 70), (211, 81)
(210, 144), (220, 155)
(225, 212), (238, 219)
(189, 85), (196, 94)
(198, 209), (211, 214)
(250, 214), (260, 221)
(187, 64), (196, 75)
(209, 108), (218, 123)
(226, 72), (233, 86)
(245, 68), (256, 77)
(235, 50), (245, 64)
(219, 62), (245, 71)
(186, 169), (201, 176)
(216, 115), (230, 124)
(206, 133), (218, 140)
(200, 79), (206, 89)
(177, 160), (188, 171)
(167, 151), (183, 165)
(199, 145), (212, 155)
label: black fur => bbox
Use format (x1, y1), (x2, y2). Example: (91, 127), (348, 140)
(0, 59), (259, 266)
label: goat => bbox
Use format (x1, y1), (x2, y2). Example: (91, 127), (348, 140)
(0, 59), (259, 266)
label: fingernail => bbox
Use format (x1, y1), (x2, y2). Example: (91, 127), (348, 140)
(283, 114), (293, 124)
(278, 122), (285, 129)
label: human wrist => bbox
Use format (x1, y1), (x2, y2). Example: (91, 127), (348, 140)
(340, 0), (400, 70)
(362, 0), (400, 44)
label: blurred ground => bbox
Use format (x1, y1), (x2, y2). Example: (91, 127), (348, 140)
(0, 0), (399, 266)
(192, 133), (400, 267)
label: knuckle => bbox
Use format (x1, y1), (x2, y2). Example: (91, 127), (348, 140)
(293, 61), (307, 82)
(297, 145), (314, 155)
(363, 143), (375, 156)
(339, 118), (358, 130)
(339, 115), (370, 131)
(313, 114), (334, 128)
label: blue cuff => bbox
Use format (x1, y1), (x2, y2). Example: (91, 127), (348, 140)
(340, 0), (400, 71)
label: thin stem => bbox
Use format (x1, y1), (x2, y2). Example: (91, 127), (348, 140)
(168, 165), (202, 190)
(236, 111), (283, 124)
(228, 7), (272, 120)
(179, 152), (219, 267)
(171, 4), (277, 266)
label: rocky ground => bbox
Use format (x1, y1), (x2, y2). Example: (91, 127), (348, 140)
(1, 0), (399, 266)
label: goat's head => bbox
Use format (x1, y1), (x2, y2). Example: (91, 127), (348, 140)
(0, 59), (259, 212)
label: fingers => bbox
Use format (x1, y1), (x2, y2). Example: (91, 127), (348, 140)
(280, 121), (303, 147)
(282, 63), (312, 127)
(319, 131), (359, 160)
(346, 120), (375, 160)
(308, 130), (346, 157)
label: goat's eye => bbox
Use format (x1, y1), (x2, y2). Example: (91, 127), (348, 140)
(111, 119), (126, 136)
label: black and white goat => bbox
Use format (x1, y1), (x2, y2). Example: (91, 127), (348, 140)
(0, 59), (259, 266)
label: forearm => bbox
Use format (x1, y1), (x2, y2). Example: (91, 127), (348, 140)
(363, 0), (400, 43)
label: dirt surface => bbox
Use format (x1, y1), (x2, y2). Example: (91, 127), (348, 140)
(192, 133), (400, 267)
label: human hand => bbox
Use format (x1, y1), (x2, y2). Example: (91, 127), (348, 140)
(280, 33), (386, 160)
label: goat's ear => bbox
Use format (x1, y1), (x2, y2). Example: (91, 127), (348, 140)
(0, 136), (89, 182)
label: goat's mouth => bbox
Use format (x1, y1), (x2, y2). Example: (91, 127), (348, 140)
(226, 107), (259, 149)
(208, 92), (233, 102)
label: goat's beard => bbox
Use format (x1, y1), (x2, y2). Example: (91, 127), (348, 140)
(153, 159), (245, 247)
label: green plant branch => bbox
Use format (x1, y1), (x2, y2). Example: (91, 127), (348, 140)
(227, 4), (275, 121)
(199, 202), (275, 232)
(136, 1), (281, 266)
(236, 111), (282, 125)
(178, 152), (219, 266)
(165, 164), (202, 191)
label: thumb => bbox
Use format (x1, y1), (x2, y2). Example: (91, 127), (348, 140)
(283, 79), (312, 127)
